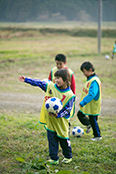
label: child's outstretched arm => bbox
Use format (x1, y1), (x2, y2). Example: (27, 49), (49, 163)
(18, 76), (47, 92)
(18, 75), (25, 82)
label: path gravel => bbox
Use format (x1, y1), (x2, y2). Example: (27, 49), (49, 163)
(0, 92), (116, 115)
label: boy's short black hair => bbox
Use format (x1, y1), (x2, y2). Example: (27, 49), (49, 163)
(55, 54), (66, 63)
(80, 61), (95, 72)
(54, 68), (70, 87)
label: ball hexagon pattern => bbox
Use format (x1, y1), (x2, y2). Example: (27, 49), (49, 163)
(72, 126), (84, 137)
(45, 97), (63, 114)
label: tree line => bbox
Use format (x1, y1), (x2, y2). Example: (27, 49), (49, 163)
(0, 0), (116, 22)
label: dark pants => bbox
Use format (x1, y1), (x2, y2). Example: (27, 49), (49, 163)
(77, 110), (101, 137)
(47, 130), (72, 161)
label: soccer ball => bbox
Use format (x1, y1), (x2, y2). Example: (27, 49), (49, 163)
(105, 55), (109, 59)
(45, 97), (63, 114)
(72, 126), (84, 137)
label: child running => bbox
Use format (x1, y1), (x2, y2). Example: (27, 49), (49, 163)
(18, 68), (75, 164)
(77, 62), (102, 141)
(112, 41), (116, 59)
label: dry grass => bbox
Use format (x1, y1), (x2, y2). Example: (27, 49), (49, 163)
(0, 24), (116, 174)
(0, 34), (116, 98)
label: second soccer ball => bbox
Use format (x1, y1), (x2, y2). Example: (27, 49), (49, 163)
(72, 126), (84, 137)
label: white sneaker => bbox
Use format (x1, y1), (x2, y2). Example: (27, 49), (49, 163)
(62, 158), (72, 164)
(91, 137), (102, 141)
(86, 125), (91, 134)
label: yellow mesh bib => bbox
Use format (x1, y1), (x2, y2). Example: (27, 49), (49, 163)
(80, 76), (101, 115)
(39, 82), (75, 138)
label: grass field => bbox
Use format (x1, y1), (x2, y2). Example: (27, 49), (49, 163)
(0, 22), (116, 174)
(0, 21), (116, 29)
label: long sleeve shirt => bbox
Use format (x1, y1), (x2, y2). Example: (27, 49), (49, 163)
(80, 74), (99, 107)
(25, 78), (75, 118)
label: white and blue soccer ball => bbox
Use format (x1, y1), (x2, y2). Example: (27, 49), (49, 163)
(45, 97), (63, 114)
(72, 126), (84, 137)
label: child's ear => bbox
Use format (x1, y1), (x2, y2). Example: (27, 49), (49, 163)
(89, 68), (92, 72)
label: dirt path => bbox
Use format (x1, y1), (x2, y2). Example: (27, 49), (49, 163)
(0, 92), (116, 115)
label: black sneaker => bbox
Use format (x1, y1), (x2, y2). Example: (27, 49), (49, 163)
(86, 125), (91, 134)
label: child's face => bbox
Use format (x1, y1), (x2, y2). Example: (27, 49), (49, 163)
(55, 76), (67, 89)
(56, 61), (66, 69)
(82, 68), (93, 78)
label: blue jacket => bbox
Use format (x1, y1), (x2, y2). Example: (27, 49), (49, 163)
(80, 74), (99, 107)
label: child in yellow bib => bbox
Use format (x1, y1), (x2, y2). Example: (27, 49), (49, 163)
(18, 68), (75, 164)
(48, 53), (76, 135)
(77, 62), (102, 141)
(48, 53), (76, 94)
